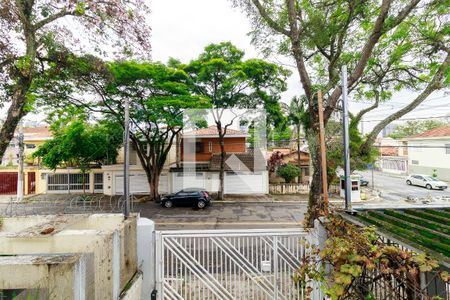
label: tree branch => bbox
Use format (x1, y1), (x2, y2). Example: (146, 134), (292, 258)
(286, 0), (313, 102)
(251, 0), (291, 36)
(362, 51), (450, 150)
(352, 90), (380, 125)
(34, 8), (73, 30)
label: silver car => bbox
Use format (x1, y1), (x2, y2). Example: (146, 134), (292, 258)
(406, 174), (448, 190)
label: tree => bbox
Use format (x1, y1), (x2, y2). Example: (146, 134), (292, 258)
(289, 96), (308, 181)
(233, 0), (450, 226)
(38, 57), (207, 200)
(33, 119), (123, 193)
(389, 120), (448, 139)
(277, 163), (301, 183)
(0, 0), (151, 160)
(183, 42), (290, 199)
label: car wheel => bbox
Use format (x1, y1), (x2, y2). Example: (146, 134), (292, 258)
(406, 180), (412, 185)
(164, 200), (173, 208)
(426, 184), (432, 190)
(197, 200), (206, 209)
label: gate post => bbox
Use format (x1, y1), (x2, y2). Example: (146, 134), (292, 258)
(137, 218), (155, 299)
(273, 235), (279, 300)
(154, 231), (163, 300)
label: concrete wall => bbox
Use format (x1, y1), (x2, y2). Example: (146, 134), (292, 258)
(0, 214), (138, 300)
(0, 254), (95, 300)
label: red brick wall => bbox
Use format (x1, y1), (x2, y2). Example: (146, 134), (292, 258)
(181, 137), (246, 161)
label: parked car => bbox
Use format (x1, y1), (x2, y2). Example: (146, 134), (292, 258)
(360, 176), (369, 187)
(406, 174), (448, 190)
(161, 188), (211, 209)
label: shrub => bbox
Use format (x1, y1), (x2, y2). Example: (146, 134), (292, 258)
(277, 163), (301, 183)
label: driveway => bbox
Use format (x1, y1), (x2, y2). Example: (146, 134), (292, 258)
(359, 170), (450, 201)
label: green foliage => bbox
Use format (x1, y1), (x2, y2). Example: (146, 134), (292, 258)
(295, 215), (447, 300)
(389, 120), (448, 139)
(276, 163), (301, 183)
(183, 42), (290, 115)
(33, 120), (123, 171)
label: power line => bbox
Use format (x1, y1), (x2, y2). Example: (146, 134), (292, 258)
(361, 114), (450, 122)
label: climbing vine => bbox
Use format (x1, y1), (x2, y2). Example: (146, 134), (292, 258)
(294, 215), (449, 300)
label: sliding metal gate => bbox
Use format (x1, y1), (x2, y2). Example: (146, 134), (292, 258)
(155, 228), (319, 300)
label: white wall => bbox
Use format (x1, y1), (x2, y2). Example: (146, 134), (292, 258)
(408, 139), (450, 169)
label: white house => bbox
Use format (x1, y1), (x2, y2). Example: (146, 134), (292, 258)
(403, 126), (450, 181)
(102, 126), (269, 196)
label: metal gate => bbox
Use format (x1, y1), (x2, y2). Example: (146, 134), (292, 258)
(155, 228), (319, 300)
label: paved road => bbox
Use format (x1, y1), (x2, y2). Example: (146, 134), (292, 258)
(359, 170), (450, 201)
(0, 200), (307, 230)
(139, 202), (306, 230)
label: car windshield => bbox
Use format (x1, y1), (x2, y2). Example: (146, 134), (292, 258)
(423, 176), (438, 181)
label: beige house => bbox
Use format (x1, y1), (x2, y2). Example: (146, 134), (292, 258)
(402, 126), (450, 181)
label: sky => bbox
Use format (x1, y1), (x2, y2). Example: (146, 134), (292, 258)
(150, 0), (450, 133)
(5, 0), (450, 133)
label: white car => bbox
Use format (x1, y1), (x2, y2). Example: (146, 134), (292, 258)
(406, 174), (448, 190)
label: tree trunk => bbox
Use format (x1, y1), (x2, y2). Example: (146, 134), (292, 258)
(0, 17), (36, 159)
(0, 78), (32, 159)
(306, 149), (323, 227)
(296, 125), (302, 183)
(218, 134), (226, 200)
(150, 170), (160, 202)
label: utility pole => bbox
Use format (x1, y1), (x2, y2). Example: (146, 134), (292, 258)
(17, 121), (24, 202)
(341, 65), (352, 211)
(317, 91), (329, 215)
(123, 98), (130, 218)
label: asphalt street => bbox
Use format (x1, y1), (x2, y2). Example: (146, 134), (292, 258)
(0, 200), (307, 230)
(138, 202), (306, 230)
(359, 170), (450, 201)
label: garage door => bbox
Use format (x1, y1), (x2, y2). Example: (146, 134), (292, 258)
(159, 174), (169, 194)
(115, 173), (150, 195)
(225, 172), (265, 194)
(172, 172), (204, 192)
(0, 172), (17, 194)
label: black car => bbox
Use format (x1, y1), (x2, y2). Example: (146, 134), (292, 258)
(161, 188), (211, 209)
(360, 176), (369, 187)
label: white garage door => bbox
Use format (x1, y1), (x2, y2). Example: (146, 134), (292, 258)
(225, 172), (265, 194)
(172, 172), (204, 192)
(115, 173), (150, 194)
(159, 174), (169, 194)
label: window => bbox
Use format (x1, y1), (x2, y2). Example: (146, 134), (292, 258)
(195, 142), (204, 153)
(208, 141), (213, 153)
(446, 144), (450, 154)
(411, 160), (419, 165)
(25, 144), (36, 149)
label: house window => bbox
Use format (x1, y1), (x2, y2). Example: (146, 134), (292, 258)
(208, 141), (213, 153)
(195, 142), (204, 153)
(25, 143), (36, 149)
(411, 160), (419, 165)
(446, 144), (450, 154)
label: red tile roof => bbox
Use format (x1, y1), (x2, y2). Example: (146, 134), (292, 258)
(23, 127), (52, 140)
(183, 125), (247, 137)
(408, 126), (450, 139)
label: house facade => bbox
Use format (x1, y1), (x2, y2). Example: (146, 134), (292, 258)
(170, 126), (268, 195)
(403, 126), (450, 181)
(266, 147), (311, 184)
(1, 125), (269, 196)
(375, 137), (408, 175)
